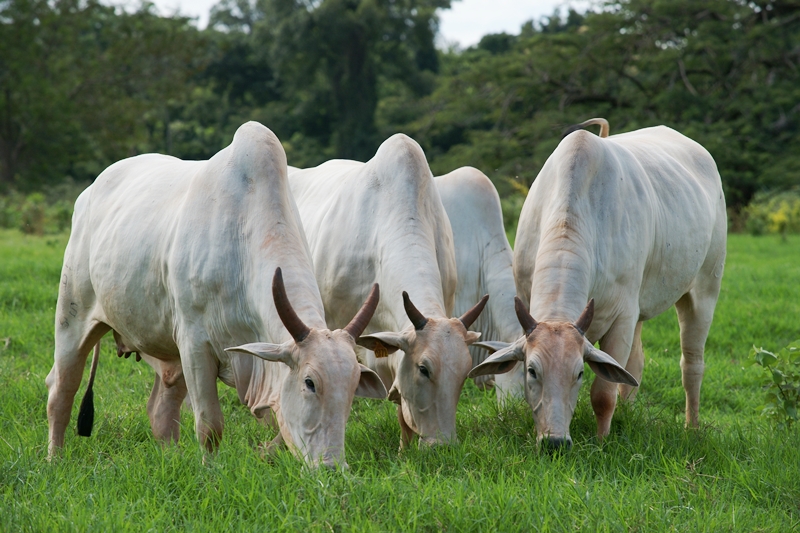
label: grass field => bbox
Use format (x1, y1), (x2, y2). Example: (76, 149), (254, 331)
(1, 229), (799, 531)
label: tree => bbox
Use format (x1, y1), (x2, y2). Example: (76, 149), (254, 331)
(0, 0), (205, 190)
(211, 0), (449, 162)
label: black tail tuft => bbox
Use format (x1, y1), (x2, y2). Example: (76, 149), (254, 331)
(77, 386), (94, 437)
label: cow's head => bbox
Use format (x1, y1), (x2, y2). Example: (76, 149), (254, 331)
(227, 268), (386, 469)
(357, 292), (488, 447)
(469, 298), (638, 450)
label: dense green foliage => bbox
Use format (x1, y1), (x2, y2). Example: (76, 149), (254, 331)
(1, 0), (798, 213)
(749, 340), (800, 426)
(1, 230), (799, 530)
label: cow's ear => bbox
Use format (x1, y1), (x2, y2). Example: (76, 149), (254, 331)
(226, 342), (294, 367)
(357, 332), (409, 354)
(355, 364), (388, 399)
(583, 342), (639, 386)
(473, 340), (511, 354)
(387, 382), (401, 404)
(464, 331), (481, 345)
(468, 337), (525, 377)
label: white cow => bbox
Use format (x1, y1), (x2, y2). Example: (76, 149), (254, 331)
(289, 134), (488, 447)
(435, 167), (525, 401)
(46, 122), (386, 468)
(470, 119), (726, 449)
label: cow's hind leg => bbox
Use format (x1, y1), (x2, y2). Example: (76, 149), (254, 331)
(144, 357), (188, 444)
(47, 321), (110, 456)
(591, 316), (636, 439)
(675, 289), (717, 428)
(619, 321), (644, 401)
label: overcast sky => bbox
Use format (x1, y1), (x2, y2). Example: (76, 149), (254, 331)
(132, 0), (592, 48)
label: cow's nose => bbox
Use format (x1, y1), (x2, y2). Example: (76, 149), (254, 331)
(541, 436), (573, 452)
(419, 435), (456, 447)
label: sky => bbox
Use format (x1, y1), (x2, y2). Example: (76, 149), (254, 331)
(131, 0), (592, 48)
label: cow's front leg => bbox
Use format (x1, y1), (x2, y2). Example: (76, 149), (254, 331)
(619, 321), (644, 401)
(592, 316), (637, 439)
(181, 344), (223, 452)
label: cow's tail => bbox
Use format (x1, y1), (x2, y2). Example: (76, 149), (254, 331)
(77, 341), (100, 437)
(562, 117), (610, 139)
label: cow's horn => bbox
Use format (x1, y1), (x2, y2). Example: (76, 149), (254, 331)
(574, 298), (594, 335)
(402, 291), (428, 330)
(344, 283), (380, 339)
(272, 267), (311, 343)
(459, 294), (489, 329)
(514, 297), (537, 336)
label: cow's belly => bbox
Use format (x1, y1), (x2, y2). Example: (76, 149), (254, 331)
(91, 259), (178, 357)
(637, 237), (711, 321)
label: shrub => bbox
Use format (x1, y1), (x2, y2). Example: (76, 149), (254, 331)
(748, 341), (800, 427)
(743, 188), (800, 236)
(19, 193), (47, 235)
(0, 179), (85, 234)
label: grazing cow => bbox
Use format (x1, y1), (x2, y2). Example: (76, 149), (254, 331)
(288, 134), (488, 447)
(46, 122), (386, 468)
(435, 167), (525, 401)
(470, 119), (726, 448)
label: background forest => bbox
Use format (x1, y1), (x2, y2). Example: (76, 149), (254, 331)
(1, 0), (799, 235)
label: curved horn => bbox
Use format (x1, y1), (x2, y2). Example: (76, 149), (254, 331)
(459, 294), (489, 329)
(402, 291), (428, 330)
(344, 283), (380, 339)
(514, 296), (537, 336)
(272, 267), (311, 343)
(574, 298), (594, 335)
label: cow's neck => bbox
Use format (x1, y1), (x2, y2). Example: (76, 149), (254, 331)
(529, 232), (593, 324)
(244, 194), (328, 342)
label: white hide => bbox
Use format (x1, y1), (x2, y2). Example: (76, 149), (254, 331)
(289, 134), (483, 446)
(435, 167), (525, 400)
(46, 122), (384, 468)
(496, 125), (727, 443)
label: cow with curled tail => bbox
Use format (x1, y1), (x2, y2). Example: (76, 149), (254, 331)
(471, 118), (726, 449)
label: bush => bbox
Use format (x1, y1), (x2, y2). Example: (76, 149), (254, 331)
(743, 189), (800, 236)
(748, 341), (800, 427)
(0, 179), (86, 234)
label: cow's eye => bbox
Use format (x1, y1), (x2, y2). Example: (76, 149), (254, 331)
(577, 371), (584, 380)
(418, 365), (430, 379)
(304, 378), (316, 393)
(528, 368), (537, 379)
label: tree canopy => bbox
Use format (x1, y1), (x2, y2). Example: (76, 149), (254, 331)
(1, 0), (798, 211)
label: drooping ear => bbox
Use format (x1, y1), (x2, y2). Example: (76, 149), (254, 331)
(355, 364), (388, 399)
(387, 382), (401, 404)
(225, 342), (294, 367)
(356, 331), (409, 354)
(464, 331), (481, 345)
(473, 340), (512, 354)
(583, 342), (639, 386)
(468, 337), (525, 377)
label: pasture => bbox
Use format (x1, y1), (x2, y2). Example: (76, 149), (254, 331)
(0, 229), (798, 531)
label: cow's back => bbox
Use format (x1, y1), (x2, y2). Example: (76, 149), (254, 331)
(435, 167), (519, 349)
(289, 134), (457, 332)
(516, 126), (725, 332)
(69, 122), (322, 357)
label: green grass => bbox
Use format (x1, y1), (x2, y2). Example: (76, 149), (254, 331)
(1, 229), (799, 531)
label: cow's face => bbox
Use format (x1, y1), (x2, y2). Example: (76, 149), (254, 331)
(226, 269), (385, 469)
(358, 292), (487, 446)
(469, 298), (638, 450)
